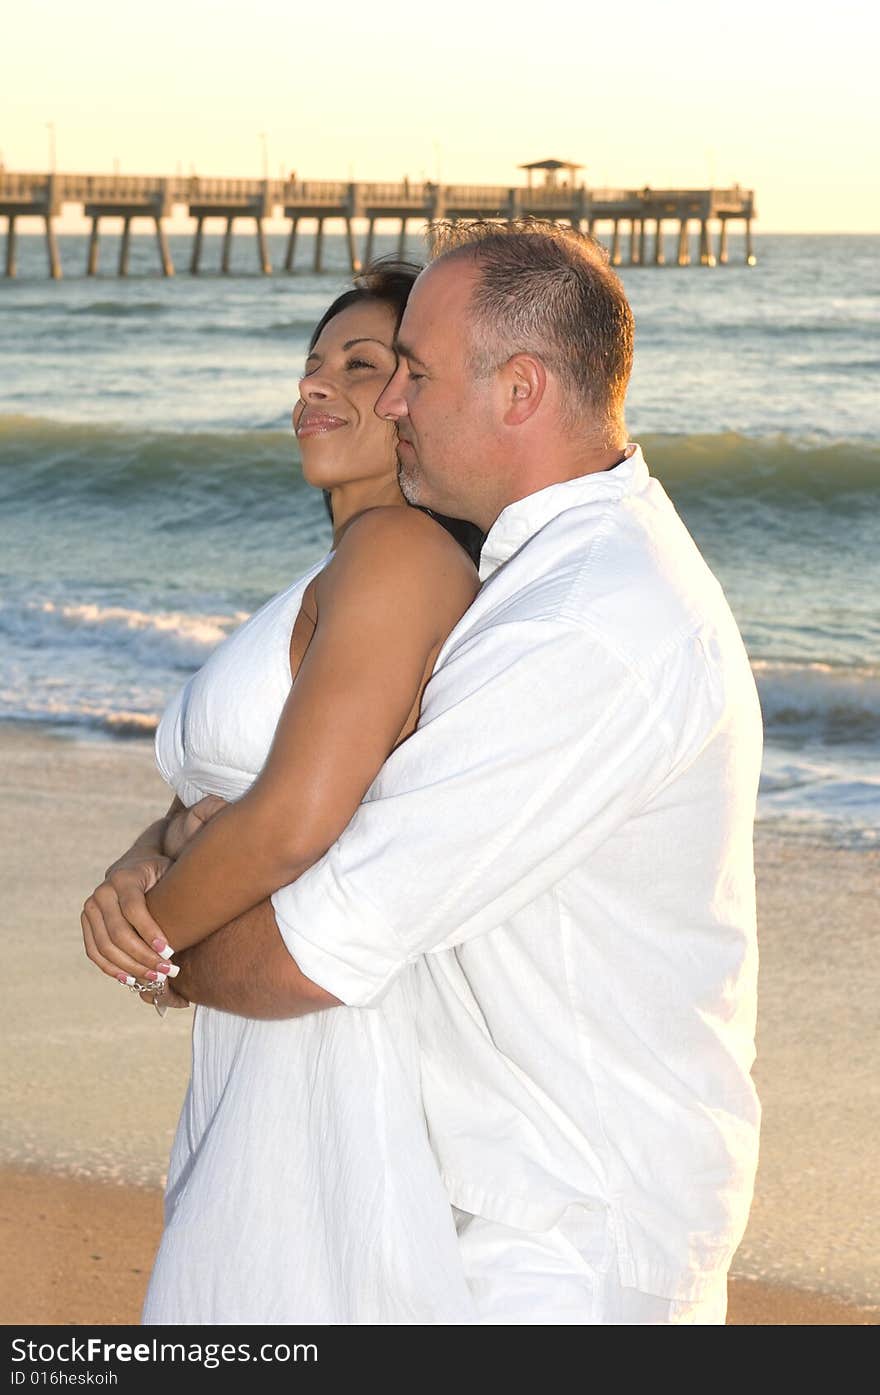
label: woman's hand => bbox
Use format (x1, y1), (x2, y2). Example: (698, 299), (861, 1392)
(83, 797), (226, 987)
(82, 855), (176, 984)
(162, 795), (227, 860)
(138, 978), (191, 1012)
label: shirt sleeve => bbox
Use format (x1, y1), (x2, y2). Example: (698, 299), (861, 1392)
(271, 616), (676, 1006)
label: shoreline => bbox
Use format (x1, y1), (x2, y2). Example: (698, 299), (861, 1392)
(7, 715), (876, 857)
(1, 1168), (876, 1326)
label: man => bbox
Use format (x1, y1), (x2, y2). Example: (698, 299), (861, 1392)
(106, 221), (762, 1323)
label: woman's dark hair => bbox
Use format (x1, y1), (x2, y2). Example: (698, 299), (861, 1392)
(309, 257), (484, 567)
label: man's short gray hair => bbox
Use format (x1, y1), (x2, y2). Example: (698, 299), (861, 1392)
(430, 219), (634, 441)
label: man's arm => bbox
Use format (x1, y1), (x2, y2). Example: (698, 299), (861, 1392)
(261, 618), (693, 1011)
(172, 898), (341, 1018)
(164, 621), (722, 1020)
(158, 623), (661, 1018)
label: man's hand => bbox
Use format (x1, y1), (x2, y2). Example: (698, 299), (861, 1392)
(82, 856), (175, 983)
(162, 795), (227, 860)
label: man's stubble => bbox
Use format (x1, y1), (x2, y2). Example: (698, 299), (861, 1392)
(396, 455), (422, 506)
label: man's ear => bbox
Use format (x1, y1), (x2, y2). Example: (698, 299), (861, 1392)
(501, 354), (547, 426)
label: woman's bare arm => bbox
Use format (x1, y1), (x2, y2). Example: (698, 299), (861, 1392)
(86, 508), (478, 981)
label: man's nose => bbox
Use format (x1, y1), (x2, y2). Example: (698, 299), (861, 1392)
(376, 364), (409, 420)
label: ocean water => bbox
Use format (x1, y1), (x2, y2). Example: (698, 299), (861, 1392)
(1, 230), (878, 847)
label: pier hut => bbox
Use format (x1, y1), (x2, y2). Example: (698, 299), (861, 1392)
(520, 158), (583, 194)
(519, 159), (587, 224)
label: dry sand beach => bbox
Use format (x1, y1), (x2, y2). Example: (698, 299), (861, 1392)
(2, 722), (878, 1326)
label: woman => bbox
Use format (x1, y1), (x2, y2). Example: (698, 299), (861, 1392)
(81, 261), (482, 1324)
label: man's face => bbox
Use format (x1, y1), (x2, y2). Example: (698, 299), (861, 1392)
(375, 259), (497, 527)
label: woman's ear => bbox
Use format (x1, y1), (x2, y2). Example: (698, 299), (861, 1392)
(501, 354), (547, 426)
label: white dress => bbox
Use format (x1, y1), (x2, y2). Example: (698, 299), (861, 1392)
(142, 558), (476, 1324)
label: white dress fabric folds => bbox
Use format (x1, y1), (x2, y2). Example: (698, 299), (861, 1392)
(142, 559), (475, 1325)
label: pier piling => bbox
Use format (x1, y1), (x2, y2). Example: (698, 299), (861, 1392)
(364, 218), (376, 267)
(611, 220), (622, 266)
(118, 217), (132, 276)
(190, 216), (204, 274)
(397, 218), (407, 259)
(654, 219), (665, 265)
(313, 219), (325, 273)
(746, 218), (756, 266)
(87, 216), (100, 275)
(284, 218), (298, 272)
(45, 215), (61, 278)
(638, 219), (647, 265)
(155, 218), (174, 276)
(5, 216), (16, 277)
(256, 217), (272, 275)
(221, 217), (234, 274)
(677, 219), (690, 266)
(345, 218), (360, 273)
(699, 219), (716, 267)
(718, 218), (729, 265)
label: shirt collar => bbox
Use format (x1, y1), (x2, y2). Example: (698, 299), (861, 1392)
(478, 444), (649, 581)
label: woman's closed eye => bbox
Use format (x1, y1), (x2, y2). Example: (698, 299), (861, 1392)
(346, 357), (377, 371)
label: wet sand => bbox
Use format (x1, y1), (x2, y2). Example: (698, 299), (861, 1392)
(1, 1168), (876, 1326)
(2, 723), (878, 1324)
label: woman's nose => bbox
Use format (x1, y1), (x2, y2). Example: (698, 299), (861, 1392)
(298, 372), (333, 402)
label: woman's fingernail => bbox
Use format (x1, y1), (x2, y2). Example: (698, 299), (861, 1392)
(157, 961), (173, 973)
(146, 970), (159, 981)
(116, 973), (128, 984)
(123, 975), (137, 987)
(152, 939), (175, 957)
(165, 963), (181, 978)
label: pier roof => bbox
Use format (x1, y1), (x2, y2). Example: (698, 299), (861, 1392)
(519, 159), (583, 171)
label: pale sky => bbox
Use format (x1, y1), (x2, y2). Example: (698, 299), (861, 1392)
(3, 0), (879, 232)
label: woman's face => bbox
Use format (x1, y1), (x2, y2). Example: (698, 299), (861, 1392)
(294, 300), (400, 491)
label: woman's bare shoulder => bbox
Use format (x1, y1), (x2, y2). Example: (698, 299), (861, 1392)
(334, 506), (477, 581)
(318, 506), (479, 625)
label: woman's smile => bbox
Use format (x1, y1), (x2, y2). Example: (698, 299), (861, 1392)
(296, 411), (349, 437)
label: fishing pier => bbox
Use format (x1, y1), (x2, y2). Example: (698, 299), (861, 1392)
(1, 159), (756, 279)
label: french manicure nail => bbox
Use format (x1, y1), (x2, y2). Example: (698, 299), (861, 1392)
(123, 975), (137, 987)
(116, 973), (128, 984)
(152, 939), (176, 957)
(146, 970), (159, 982)
(165, 963), (180, 978)
(157, 961), (172, 973)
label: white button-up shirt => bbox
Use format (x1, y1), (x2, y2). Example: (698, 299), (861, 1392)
(272, 445), (762, 1302)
